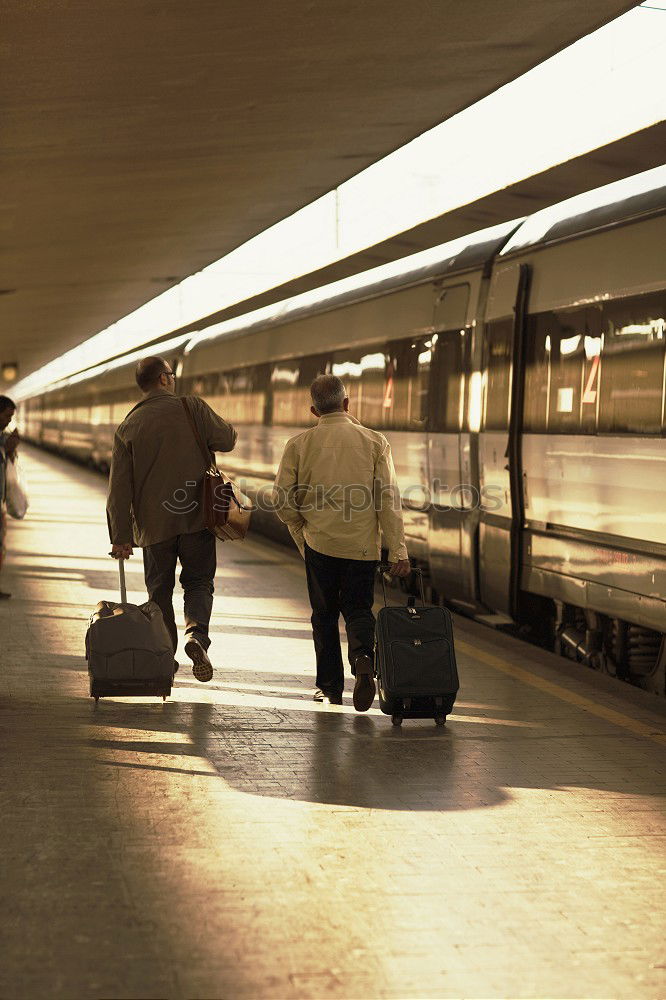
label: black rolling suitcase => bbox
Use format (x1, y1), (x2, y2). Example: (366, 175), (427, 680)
(85, 558), (175, 702)
(375, 567), (459, 727)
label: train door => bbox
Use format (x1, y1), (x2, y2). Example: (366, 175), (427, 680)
(426, 283), (476, 605)
(477, 263), (529, 617)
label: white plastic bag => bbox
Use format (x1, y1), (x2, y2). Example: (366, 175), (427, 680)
(5, 457), (29, 519)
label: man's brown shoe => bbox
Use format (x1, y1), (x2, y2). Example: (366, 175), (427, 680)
(353, 654), (376, 712)
(185, 638), (213, 682)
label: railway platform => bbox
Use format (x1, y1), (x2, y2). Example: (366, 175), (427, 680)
(1, 445), (665, 1000)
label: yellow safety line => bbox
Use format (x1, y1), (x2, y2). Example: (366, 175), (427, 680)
(457, 639), (666, 746)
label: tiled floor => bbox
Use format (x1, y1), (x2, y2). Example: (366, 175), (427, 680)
(1, 446), (665, 999)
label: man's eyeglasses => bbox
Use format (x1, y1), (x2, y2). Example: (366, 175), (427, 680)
(162, 369), (176, 380)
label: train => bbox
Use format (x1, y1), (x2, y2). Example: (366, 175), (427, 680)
(18, 167), (666, 696)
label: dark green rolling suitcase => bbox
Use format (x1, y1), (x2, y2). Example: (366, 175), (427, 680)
(85, 559), (174, 702)
(375, 568), (459, 726)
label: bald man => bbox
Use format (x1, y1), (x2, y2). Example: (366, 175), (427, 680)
(107, 356), (237, 681)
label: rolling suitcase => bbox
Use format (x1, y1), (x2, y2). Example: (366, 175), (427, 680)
(375, 567), (459, 727)
(85, 558), (175, 702)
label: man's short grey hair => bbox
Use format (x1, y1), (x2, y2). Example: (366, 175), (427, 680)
(310, 374), (346, 414)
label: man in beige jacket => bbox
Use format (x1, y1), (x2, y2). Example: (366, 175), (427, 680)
(273, 374), (409, 711)
(107, 356), (237, 682)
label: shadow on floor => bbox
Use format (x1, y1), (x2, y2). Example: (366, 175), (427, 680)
(81, 686), (663, 814)
(11, 644), (655, 816)
(88, 704), (472, 811)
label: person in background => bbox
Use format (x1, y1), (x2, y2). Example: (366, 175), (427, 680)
(0, 396), (19, 599)
(106, 357), (237, 681)
(272, 374), (410, 711)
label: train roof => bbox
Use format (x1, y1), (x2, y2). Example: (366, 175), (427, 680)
(184, 218), (521, 355)
(501, 164), (666, 255)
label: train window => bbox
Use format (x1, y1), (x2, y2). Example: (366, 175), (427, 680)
(381, 339), (429, 431)
(91, 402), (111, 426)
(332, 348), (385, 428)
(178, 375), (195, 396)
(523, 315), (549, 432)
(190, 373), (220, 397)
(524, 307), (602, 434)
(271, 360), (300, 426)
(483, 319), (513, 431)
(101, 389), (133, 426)
(430, 330), (465, 433)
(271, 353), (330, 427)
(332, 338), (430, 431)
(598, 291), (666, 435)
(546, 307), (587, 434)
(215, 364), (270, 424)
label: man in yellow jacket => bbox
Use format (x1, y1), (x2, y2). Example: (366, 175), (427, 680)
(273, 374), (409, 711)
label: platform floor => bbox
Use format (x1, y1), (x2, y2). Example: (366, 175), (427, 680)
(1, 445), (665, 1000)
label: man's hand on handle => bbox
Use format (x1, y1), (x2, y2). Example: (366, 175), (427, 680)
(389, 559), (411, 578)
(110, 544), (133, 559)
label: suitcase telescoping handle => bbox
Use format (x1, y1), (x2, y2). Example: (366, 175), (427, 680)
(377, 563), (426, 607)
(118, 557), (127, 604)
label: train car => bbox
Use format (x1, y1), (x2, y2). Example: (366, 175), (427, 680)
(483, 178), (666, 692)
(18, 169), (666, 694)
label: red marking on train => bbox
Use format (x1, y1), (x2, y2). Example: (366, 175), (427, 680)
(383, 375), (393, 409)
(582, 354), (600, 404)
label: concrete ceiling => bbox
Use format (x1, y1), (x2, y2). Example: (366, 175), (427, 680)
(1, 0), (639, 390)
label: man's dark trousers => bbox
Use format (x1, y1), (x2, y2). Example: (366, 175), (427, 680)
(143, 529), (216, 653)
(304, 542), (377, 697)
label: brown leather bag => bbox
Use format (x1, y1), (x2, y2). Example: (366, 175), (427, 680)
(181, 398), (252, 542)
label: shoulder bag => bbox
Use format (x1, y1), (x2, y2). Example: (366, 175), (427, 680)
(180, 398), (252, 541)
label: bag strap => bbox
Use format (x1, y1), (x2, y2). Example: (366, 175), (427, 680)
(181, 397), (216, 472)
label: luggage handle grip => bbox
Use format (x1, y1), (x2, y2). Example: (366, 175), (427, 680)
(377, 563), (426, 607)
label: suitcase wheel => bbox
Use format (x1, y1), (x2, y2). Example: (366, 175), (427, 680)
(391, 714), (403, 727)
(435, 715), (446, 727)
